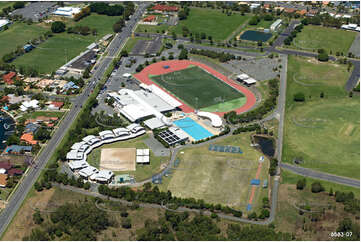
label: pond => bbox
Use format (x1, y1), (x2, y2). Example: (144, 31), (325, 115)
(0, 111), (16, 151)
(254, 135), (275, 158)
(240, 30), (272, 42)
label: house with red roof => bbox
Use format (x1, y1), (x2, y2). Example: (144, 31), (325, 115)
(20, 133), (38, 145)
(143, 15), (156, 22)
(152, 4), (179, 12)
(7, 168), (24, 176)
(0, 161), (12, 170)
(2, 72), (17, 85)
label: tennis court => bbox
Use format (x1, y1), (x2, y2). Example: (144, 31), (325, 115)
(173, 117), (213, 141)
(209, 144), (243, 154)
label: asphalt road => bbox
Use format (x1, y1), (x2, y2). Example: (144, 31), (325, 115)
(0, 2), (150, 237)
(280, 163), (360, 188)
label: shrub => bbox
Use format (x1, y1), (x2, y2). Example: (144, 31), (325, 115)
(293, 92), (305, 102)
(51, 21), (66, 33)
(311, 182), (325, 193)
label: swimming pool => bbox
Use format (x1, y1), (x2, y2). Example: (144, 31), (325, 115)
(173, 117), (213, 141)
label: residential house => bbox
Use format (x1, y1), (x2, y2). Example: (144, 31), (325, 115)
(0, 174), (7, 188)
(7, 168), (24, 176)
(2, 72), (18, 85)
(24, 123), (40, 134)
(0, 161), (12, 170)
(20, 133), (38, 145)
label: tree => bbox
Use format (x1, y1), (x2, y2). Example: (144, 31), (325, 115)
(84, 182), (91, 190)
(296, 178), (306, 190)
(13, 1), (25, 9)
(320, 92), (324, 98)
(178, 49), (188, 60)
(329, 187), (333, 196)
(311, 182), (325, 193)
(121, 218), (132, 229)
(293, 92), (305, 102)
(34, 182), (43, 192)
(51, 21), (66, 33)
(33, 211), (44, 224)
(317, 52), (329, 62)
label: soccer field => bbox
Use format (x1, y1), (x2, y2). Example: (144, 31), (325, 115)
(150, 66), (245, 110)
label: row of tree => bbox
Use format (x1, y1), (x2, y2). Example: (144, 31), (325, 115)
(225, 78), (279, 124)
(283, 23), (304, 45)
(189, 48), (236, 62)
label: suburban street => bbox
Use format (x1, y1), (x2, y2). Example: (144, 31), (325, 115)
(0, 2), (150, 237)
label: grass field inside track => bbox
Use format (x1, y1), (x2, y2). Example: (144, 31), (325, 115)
(283, 56), (359, 179)
(291, 25), (357, 54)
(160, 133), (269, 210)
(173, 8), (250, 41)
(150, 66), (245, 110)
(86, 134), (169, 182)
(12, 14), (119, 74)
(0, 22), (48, 57)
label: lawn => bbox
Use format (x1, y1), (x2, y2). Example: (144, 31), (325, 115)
(150, 66), (244, 110)
(135, 24), (171, 34)
(291, 25), (357, 54)
(22, 111), (65, 120)
(0, 22), (48, 57)
(173, 8), (250, 41)
(13, 14), (118, 74)
(160, 133), (269, 210)
(87, 134), (169, 182)
(283, 56), (359, 179)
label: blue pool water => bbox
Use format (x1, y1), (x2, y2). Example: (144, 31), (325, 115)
(173, 117), (213, 141)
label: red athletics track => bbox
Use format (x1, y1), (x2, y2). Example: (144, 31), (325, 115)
(133, 60), (256, 116)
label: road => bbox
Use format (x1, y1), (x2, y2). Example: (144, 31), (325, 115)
(280, 163), (360, 188)
(0, 2), (150, 237)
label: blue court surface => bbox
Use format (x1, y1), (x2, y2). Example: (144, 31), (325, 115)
(247, 204), (252, 211)
(173, 117), (213, 141)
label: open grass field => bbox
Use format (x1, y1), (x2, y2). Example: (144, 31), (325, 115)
(22, 111), (65, 120)
(151, 66), (244, 110)
(13, 14), (118, 74)
(283, 56), (359, 179)
(275, 170), (359, 240)
(291, 25), (357, 54)
(87, 134), (169, 182)
(173, 8), (250, 41)
(0, 22), (48, 57)
(161, 133), (269, 210)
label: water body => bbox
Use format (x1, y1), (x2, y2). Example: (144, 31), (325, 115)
(0, 111), (16, 151)
(254, 135), (275, 158)
(240, 30), (272, 42)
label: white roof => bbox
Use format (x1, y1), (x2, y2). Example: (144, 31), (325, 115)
(112, 127), (129, 136)
(0, 168), (6, 174)
(169, 127), (189, 140)
(237, 73), (249, 80)
(123, 73), (132, 78)
(99, 130), (115, 138)
(21, 100), (39, 109)
(69, 160), (88, 170)
(0, 19), (10, 28)
(136, 156), (150, 163)
(83, 135), (100, 144)
(197, 111), (223, 128)
(127, 123), (143, 131)
(120, 103), (154, 122)
(66, 150), (83, 160)
(53, 7), (81, 17)
(71, 142), (84, 150)
(343, 14), (352, 18)
(147, 84), (182, 108)
(244, 77), (257, 84)
(137, 149), (150, 156)
(144, 117), (166, 130)
(79, 166), (98, 177)
(90, 170), (114, 182)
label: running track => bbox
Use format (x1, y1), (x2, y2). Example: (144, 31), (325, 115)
(133, 60), (257, 116)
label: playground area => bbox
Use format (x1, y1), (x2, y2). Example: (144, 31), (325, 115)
(159, 133), (269, 210)
(133, 60), (256, 116)
(100, 148), (136, 171)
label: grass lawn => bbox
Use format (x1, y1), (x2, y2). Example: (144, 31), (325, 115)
(249, 19), (273, 29)
(173, 8), (250, 41)
(22, 111), (65, 119)
(0, 22), (48, 57)
(0, 2), (13, 9)
(283, 56), (359, 179)
(123, 36), (152, 53)
(13, 14), (118, 74)
(291, 25), (357, 54)
(160, 133), (268, 210)
(151, 66), (244, 110)
(275, 170), (359, 240)
(87, 134), (169, 182)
